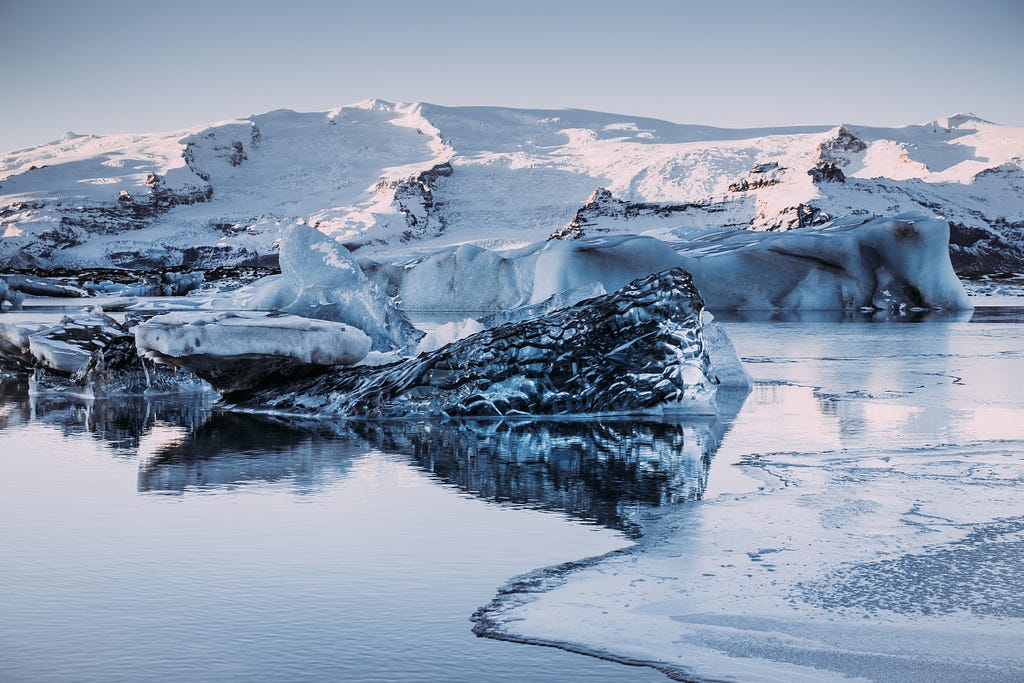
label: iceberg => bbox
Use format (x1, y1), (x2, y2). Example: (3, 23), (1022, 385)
(0, 312), (202, 396)
(1, 274), (88, 298)
(675, 213), (972, 312)
(367, 215), (971, 313)
(135, 310), (371, 393)
(231, 223), (422, 351)
(231, 267), (719, 417)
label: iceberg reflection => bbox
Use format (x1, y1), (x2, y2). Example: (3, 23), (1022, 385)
(136, 393), (744, 530)
(137, 412), (365, 494)
(22, 391), (213, 455)
(356, 418), (726, 532)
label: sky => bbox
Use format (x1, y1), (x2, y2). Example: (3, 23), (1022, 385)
(1, 0), (1022, 153)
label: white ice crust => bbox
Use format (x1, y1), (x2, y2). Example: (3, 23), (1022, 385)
(135, 311), (370, 366)
(481, 321), (1024, 682)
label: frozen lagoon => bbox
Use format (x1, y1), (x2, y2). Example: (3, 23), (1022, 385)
(0, 301), (1021, 681)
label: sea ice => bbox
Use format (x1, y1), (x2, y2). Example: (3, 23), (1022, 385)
(474, 318), (1024, 682)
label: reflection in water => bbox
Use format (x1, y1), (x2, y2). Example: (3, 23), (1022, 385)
(8, 390), (214, 454)
(2, 374), (746, 529)
(711, 308), (974, 323)
(138, 412), (364, 494)
(136, 395), (745, 529)
(353, 417), (732, 532)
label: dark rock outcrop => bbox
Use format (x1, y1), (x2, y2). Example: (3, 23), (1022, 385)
(376, 162), (453, 240)
(551, 188), (730, 241)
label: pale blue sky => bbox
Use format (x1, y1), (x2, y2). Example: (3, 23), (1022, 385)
(1, 0), (1021, 153)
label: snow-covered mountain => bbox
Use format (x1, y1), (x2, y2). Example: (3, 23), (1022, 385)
(1, 100), (1022, 274)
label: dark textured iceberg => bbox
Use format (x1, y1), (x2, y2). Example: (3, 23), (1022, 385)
(232, 267), (714, 417)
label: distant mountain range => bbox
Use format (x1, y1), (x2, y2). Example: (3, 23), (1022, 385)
(1, 100), (1021, 275)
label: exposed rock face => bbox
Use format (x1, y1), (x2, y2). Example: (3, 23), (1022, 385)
(232, 268), (715, 417)
(777, 202), (834, 229)
(808, 162), (846, 184)
(815, 125), (868, 167)
(806, 126), (867, 184)
(378, 162), (452, 240)
(949, 220), (1024, 275)
(551, 188), (731, 241)
(729, 162), (785, 192)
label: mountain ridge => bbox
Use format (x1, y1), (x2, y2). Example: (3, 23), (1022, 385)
(2, 100), (1021, 274)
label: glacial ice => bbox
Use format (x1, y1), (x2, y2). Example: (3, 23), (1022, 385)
(675, 213), (972, 312)
(414, 282), (607, 354)
(368, 214), (971, 313)
(1, 274), (88, 298)
(0, 312), (202, 396)
(231, 223), (422, 352)
(83, 271), (205, 297)
(23, 312), (129, 375)
(135, 311), (371, 393)
(232, 268), (717, 417)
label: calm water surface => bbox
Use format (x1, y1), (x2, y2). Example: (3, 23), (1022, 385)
(0, 391), (682, 682)
(1, 302), (1020, 682)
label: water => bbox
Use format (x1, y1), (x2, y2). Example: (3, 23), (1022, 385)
(0, 392), (678, 681)
(2, 303), (1022, 682)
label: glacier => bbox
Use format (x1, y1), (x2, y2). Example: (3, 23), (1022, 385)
(1, 102), (1021, 277)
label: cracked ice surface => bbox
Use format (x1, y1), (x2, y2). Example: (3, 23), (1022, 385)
(475, 320), (1024, 682)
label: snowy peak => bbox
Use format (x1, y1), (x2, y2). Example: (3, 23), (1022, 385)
(1, 102), (1022, 274)
(929, 112), (994, 130)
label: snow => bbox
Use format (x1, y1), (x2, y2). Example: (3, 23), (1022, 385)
(2, 101), (1020, 274)
(135, 310), (370, 368)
